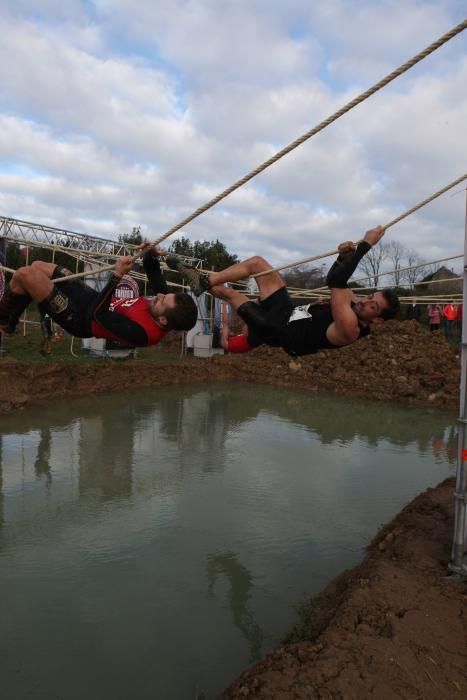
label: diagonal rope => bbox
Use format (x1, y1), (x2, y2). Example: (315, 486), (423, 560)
(48, 172), (466, 284)
(270, 252), (463, 297)
(152, 19), (467, 247)
(253, 174), (466, 278)
(46, 20), (467, 283)
(2, 22), (465, 287)
(347, 254), (463, 288)
(311, 253), (463, 293)
(383, 178), (467, 231)
(358, 274), (464, 292)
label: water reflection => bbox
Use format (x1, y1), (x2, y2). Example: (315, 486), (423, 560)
(207, 552), (264, 662)
(0, 384), (457, 700)
(0, 385), (457, 526)
(431, 425), (458, 464)
(34, 427), (52, 484)
(79, 415), (134, 501)
(157, 389), (237, 473)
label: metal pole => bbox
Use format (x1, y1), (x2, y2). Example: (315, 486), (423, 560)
(0, 240), (4, 357)
(450, 188), (467, 575)
(23, 246), (29, 337)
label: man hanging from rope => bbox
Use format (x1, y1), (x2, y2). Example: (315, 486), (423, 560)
(167, 226), (399, 357)
(0, 244), (198, 346)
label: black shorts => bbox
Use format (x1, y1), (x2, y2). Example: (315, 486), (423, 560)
(46, 277), (99, 338)
(246, 286), (294, 348)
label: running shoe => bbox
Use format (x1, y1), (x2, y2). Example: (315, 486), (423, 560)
(165, 256), (210, 297)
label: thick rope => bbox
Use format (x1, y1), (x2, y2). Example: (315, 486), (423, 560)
(253, 174), (466, 278)
(311, 253), (463, 292)
(152, 19), (467, 246)
(351, 254), (463, 287)
(275, 250), (464, 297)
(45, 20), (467, 284)
(402, 296), (462, 301)
(383, 176), (467, 230)
(1, 252), (461, 300)
(48, 172), (467, 285)
(1, 21), (465, 291)
(358, 274), (464, 292)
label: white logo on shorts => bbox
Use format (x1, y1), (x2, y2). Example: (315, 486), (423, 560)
(288, 304), (312, 324)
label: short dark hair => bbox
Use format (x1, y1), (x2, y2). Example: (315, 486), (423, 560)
(164, 293), (198, 331)
(380, 288), (400, 320)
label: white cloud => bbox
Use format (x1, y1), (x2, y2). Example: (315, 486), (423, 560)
(309, 0), (456, 81)
(94, 0), (320, 86)
(0, 0), (465, 272)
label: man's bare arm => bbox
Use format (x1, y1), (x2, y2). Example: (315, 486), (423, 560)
(326, 288), (360, 346)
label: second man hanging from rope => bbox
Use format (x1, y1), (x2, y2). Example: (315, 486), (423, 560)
(167, 226), (399, 357)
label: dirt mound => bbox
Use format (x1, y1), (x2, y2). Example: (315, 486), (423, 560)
(207, 320), (460, 411)
(0, 320), (460, 414)
(219, 478), (467, 700)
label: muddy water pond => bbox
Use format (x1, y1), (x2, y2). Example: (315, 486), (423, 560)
(0, 383), (457, 699)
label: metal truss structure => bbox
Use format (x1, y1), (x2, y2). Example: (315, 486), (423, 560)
(0, 215), (203, 267)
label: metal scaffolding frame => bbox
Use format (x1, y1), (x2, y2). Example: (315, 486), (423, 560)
(0, 214), (204, 358)
(0, 215), (134, 256)
(0, 215), (203, 267)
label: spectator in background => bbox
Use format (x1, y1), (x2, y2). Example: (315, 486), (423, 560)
(427, 304), (441, 332)
(406, 301), (422, 322)
(443, 303), (457, 342)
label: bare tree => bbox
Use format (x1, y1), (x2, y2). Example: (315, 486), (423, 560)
(404, 248), (428, 288)
(359, 242), (388, 287)
(420, 262), (438, 278)
(282, 263), (326, 290)
(386, 240), (406, 287)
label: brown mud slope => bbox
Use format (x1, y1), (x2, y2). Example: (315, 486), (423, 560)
(0, 320), (461, 413)
(220, 478), (467, 700)
(216, 320), (460, 411)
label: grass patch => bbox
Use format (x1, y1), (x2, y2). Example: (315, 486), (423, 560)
(283, 569), (355, 645)
(0, 310), (187, 366)
(282, 594), (328, 645)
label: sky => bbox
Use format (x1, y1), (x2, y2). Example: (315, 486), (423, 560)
(0, 0), (466, 272)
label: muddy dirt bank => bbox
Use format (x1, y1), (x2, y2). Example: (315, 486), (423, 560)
(0, 320), (461, 414)
(219, 478), (466, 700)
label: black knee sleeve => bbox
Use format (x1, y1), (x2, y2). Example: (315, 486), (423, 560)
(38, 286), (69, 319)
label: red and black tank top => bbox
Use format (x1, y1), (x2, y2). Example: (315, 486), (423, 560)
(91, 297), (168, 346)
